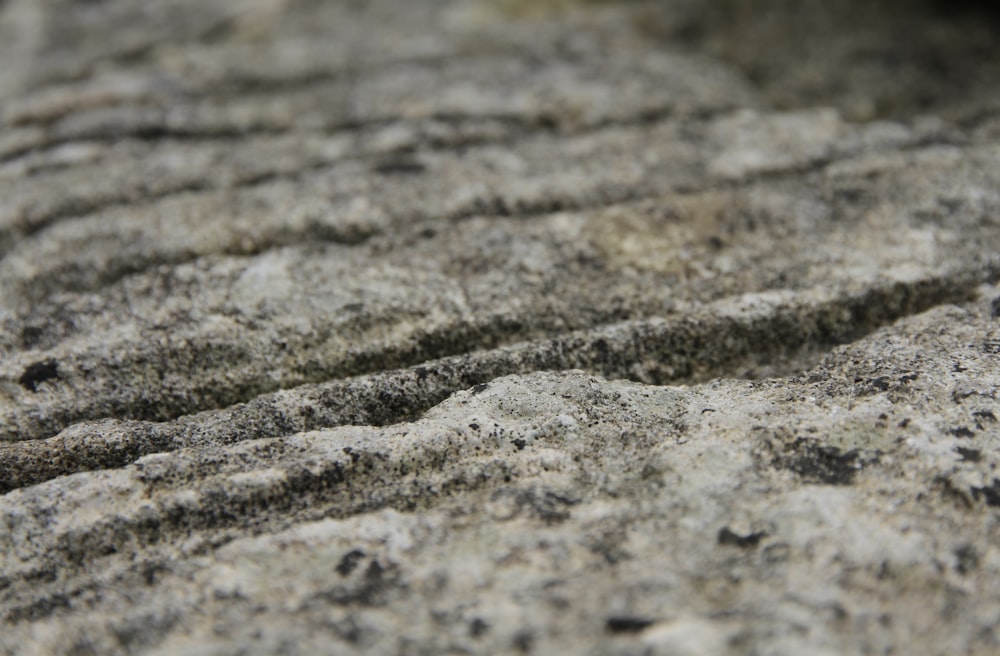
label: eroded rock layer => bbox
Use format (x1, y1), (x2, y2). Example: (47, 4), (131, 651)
(1, 1), (999, 654)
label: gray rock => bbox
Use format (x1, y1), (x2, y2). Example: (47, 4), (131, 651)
(2, 0), (1000, 654)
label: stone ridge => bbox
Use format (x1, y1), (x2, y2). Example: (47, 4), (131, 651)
(2, 300), (1000, 655)
(1, 0), (1000, 654)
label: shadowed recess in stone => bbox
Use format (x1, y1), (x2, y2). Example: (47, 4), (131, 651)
(0, 267), (996, 492)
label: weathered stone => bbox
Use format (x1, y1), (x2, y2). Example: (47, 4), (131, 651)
(2, 1), (1000, 654)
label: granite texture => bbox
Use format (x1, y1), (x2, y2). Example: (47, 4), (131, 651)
(1, 0), (1000, 654)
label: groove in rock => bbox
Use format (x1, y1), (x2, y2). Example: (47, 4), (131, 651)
(2, 265), (992, 494)
(0, 110), (630, 248)
(2, 114), (938, 305)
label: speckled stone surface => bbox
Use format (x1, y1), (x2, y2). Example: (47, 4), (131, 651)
(2, 1), (1000, 654)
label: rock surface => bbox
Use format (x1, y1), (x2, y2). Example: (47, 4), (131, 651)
(1, 0), (1000, 654)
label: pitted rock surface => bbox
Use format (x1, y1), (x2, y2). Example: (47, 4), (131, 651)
(2, 1), (1000, 654)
